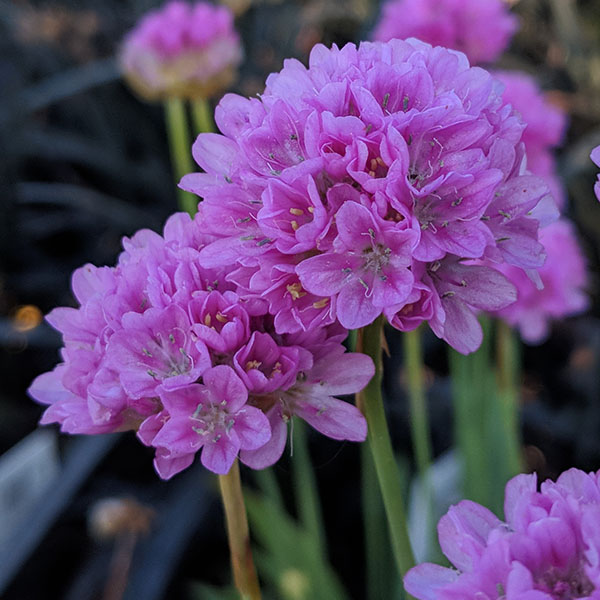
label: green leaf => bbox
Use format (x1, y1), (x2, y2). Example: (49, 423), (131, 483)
(245, 491), (349, 600)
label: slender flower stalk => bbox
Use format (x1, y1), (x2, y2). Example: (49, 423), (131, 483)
(449, 326), (494, 507)
(495, 320), (523, 477)
(164, 97), (196, 215)
(357, 317), (416, 582)
(402, 328), (432, 490)
(362, 442), (395, 600)
(191, 98), (215, 134)
(403, 327), (436, 558)
(219, 460), (262, 600)
(292, 419), (327, 560)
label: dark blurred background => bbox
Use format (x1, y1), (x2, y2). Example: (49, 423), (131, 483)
(1, 0), (600, 598)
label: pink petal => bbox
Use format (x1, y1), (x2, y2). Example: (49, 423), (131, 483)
(294, 395), (367, 441)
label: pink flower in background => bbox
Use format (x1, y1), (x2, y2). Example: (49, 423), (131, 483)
(372, 0), (518, 65)
(494, 71), (568, 208)
(592, 145), (600, 201)
(492, 220), (588, 344)
(120, 0), (243, 100)
(182, 39), (552, 354)
(28, 210), (372, 479)
(404, 468), (600, 599)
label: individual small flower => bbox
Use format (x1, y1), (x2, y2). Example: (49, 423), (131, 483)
(149, 365), (270, 476)
(105, 304), (211, 398)
(404, 468), (600, 599)
(182, 39), (552, 354)
(120, 0), (243, 101)
(241, 346), (373, 469)
(491, 220), (589, 344)
(592, 145), (600, 201)
(494, 71), (568, 208)
(296, 202), (417, 329)
(372, 0), (518, 65)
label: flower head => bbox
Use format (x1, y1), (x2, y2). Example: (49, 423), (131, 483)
(494, 71), (568, 208)
(404, 468), (600, 599)
(29, 210), (372, 479)
(120, 1), (243, 101)
(492, 220), (589, 344)
(182, 40), (551, 353)
(372, 0), (518, 65)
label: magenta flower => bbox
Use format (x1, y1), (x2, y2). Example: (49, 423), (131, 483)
(29, 208), (372, 479)
(105, 304), (211, 398)
(241, 347), (373, 469)
(372, 0), (518, 65)
(182, 39), (551, 354)
(494, 71), (568, 209)
(296, 202), (416, 329)
(120, 0), (243, 100)
(592, 146), (600, 201)
(233, 332), (312, 394)
(404, 468), (600, 599)
(147, 366), (270, 477)
(491, 220), (589, 344)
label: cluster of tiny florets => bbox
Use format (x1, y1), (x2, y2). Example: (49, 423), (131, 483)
(405, 468), (600, 599)
(182, 39), (552, 354)
(29, 212), (372, 478)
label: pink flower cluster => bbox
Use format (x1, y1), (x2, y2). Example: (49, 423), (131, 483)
(120, 1), (243, 100)
(182, 40), (552, 355)
(494, 71), (568, 209)
(492, 220), (588, 344)
(372, 0), (518, 65)
(404, 468), (600, 599)
(28, 212), (372, 479)
(592, 146), (600, 201)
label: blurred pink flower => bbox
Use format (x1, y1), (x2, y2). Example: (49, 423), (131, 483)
(492, 220), (588, 344)
(120, 0), (243, 100)
(372, 0), (518, 65)
(494, 71), (568, 208)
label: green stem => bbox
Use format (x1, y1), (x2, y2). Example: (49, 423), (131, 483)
(357, 316), (416, 585)
(218, 460), (262, 600)
(361, 441), (394, 600)
(164, 97), (197, 216)
(292, 419), (327, 560)
(402, 328), (433, 484)
(191, 98), (215, 134)
(403, 327), (437, 561)
(450, 326), (493, 507)
(495, 320), (523, 478)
